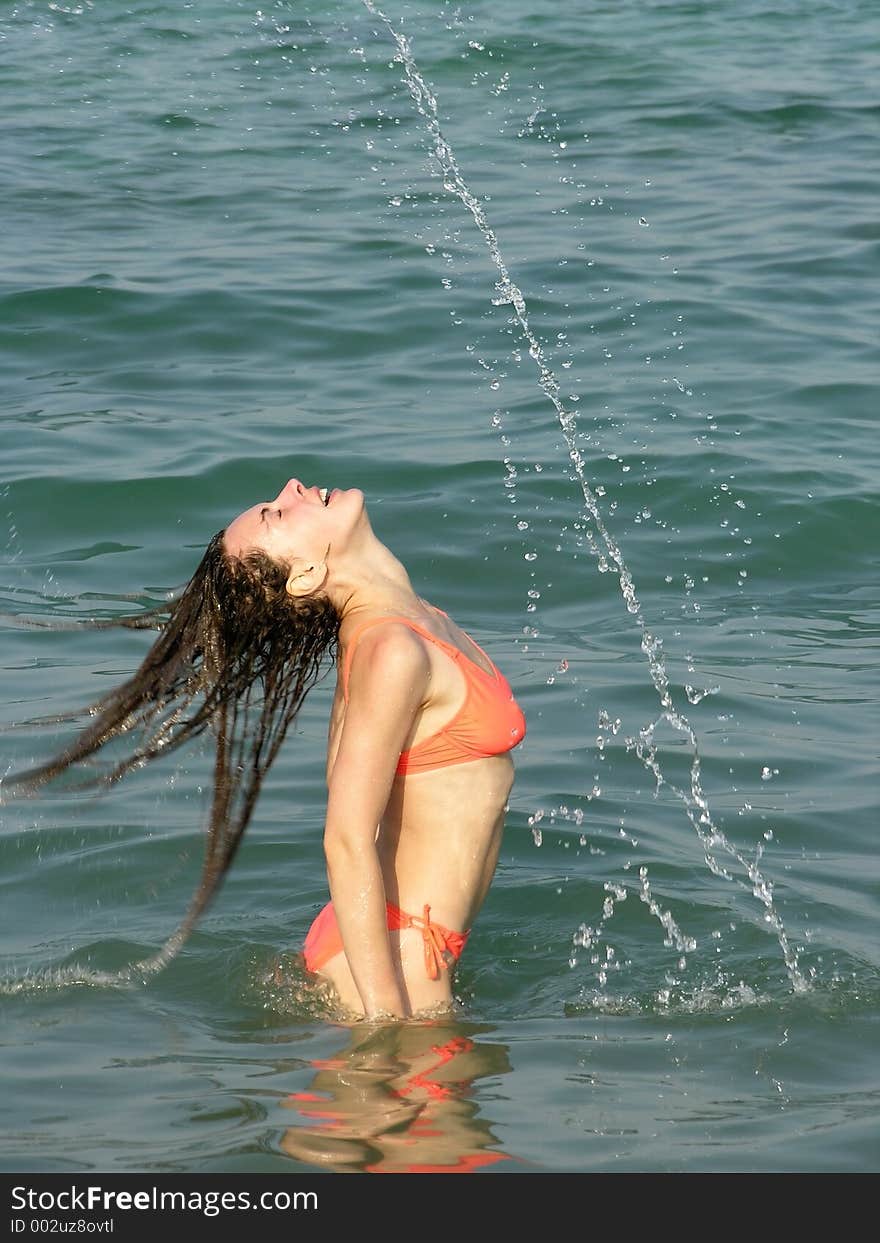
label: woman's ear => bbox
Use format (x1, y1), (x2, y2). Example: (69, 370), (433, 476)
(285, 558), (328, 599)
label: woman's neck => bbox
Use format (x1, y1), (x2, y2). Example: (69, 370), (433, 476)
(327, 530), (424, 625)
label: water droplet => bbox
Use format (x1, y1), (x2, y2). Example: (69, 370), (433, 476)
(685, 685), (719, 704)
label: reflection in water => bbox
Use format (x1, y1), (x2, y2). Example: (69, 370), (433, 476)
(279, 1020), (515, 1173)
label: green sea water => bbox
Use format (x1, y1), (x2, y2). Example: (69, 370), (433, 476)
(1, 0), (878, 1173)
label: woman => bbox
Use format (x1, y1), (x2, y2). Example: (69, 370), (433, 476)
(5, 478), (526, 1019)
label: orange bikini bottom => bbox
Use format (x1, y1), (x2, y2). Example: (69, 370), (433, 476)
(303, 901), (470, 981)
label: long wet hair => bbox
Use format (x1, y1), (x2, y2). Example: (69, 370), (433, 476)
(3, 531), (340, 980)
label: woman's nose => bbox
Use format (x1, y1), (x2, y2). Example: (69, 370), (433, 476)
(275, 478), (302, 503)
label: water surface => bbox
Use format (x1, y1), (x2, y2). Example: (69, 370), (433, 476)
(1, 0), (878, 1173)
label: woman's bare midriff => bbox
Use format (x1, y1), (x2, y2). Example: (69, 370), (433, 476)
(314, 752), (515, 1017)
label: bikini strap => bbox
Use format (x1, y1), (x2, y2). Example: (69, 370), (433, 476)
(341, 615), (423, 701)
(342, 612), (499, 701)
(396, 904), (449, 981)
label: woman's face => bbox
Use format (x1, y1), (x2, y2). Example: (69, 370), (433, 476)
(222, 479), (365, 565)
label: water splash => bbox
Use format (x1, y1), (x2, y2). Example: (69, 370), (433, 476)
(362, 0), (807, 992)
(0, 933), (192, 994)
(637, 866), (697, 956)
(0, 963), (134, 996)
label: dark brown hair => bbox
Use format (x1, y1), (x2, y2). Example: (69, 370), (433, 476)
(3, 532), (340, 980)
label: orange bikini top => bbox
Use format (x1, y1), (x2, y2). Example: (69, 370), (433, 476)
(341, 610), (526, 775)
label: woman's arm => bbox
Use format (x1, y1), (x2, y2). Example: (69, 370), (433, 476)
(323, 624), (431, 1018)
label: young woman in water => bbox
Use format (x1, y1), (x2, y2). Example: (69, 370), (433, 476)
(7, 478), (526, 1019)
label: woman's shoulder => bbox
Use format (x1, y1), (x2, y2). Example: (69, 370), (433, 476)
(341, 614), (433, 701)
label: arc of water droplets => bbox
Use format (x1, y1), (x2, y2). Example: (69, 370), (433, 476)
(0, 912), (192, 994)
(0, 961), (146, 996)
(638, 866), (697, 956)
(362, 0), (806, 992)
